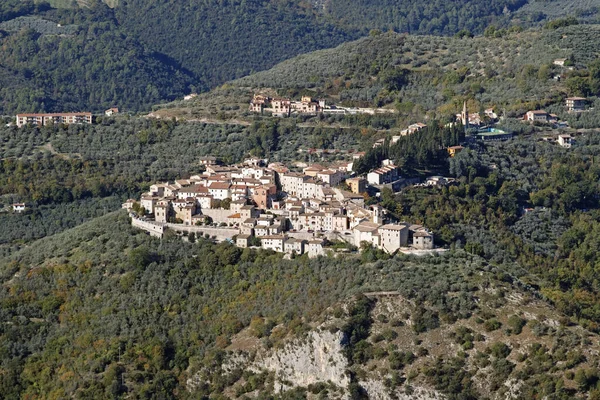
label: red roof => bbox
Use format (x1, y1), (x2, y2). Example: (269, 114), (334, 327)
(17, 112), (91, 117)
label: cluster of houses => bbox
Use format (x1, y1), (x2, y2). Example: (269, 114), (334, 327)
(249, 94), (395, 117)
(127, 156), (435, 257)
(524, 97), (587, 125)
(15, 108), (119, 128)
(372, 123), (429, 148)
(455, 103), (498, 128)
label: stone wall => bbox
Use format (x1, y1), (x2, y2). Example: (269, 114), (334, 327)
(131, 217), (165, 238)
(201, 208), (236, 223)
(166, 223), (239, 242)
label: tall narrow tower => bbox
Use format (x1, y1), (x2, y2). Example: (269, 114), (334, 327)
(462, 101), (469, 133)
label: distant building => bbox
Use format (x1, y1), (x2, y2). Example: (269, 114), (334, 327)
(447, 146), (464, 157)
(236, 234), (251, 248)
(367, 164), (400, 185)
(122, 199), (136, 211)
(290, 96), (319, 114)
(557, 135), (573, 148)
(566, 97), (586, 112)
(261, 235), (285, 252)
(249, 94), (270, 112)
(372, 138), (385, 148)
(413, 230), (434, 249)
(554, 58), (567, 67)
(199, 156), (218, 166)
(104, 107), (119, 116)
(284, 237), (305, 255)
(12, 203), (26, 213)
(16, 112), (92, 127)
(307, 238), (326, 258)
(525, 110), (555, 123)
(400, 123), (427, 136)
(317, 170), (344, 187)
(271, 98), (291, 115)
(346, 177), (367, 194)
(456, 102), (482, 128)
(379, 224), (409, 253)
(425, 176), (453, 186)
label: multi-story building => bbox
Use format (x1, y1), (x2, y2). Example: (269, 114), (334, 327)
(16, 112), (93, 127)
(208, 182), (231, 200)
(249, 95), (270, 113)
(346, 177), (367, 194)
(413, 231), (434, 249)
(307, 239), (326, 258)
(558, 135), (574, 148)
(525, 110), (552, 123)
(271, 99), (291, 115)
(317, 170), (344, 187)
(379, 224), (409, 253)
(260, 235), (285, 252)
(367, 164), (400, 185)
(566, 97), (586, 112)
(284, 238), (305, 255)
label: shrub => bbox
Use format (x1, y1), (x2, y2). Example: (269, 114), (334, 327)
(484, 318), (502, 332)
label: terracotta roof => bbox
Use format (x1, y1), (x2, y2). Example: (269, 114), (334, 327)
(209, 182), (231, 190)
(182, 185), (208, 194)
(17, 112), (91, 117)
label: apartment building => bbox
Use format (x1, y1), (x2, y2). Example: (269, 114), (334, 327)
(16, 112), (92, 127)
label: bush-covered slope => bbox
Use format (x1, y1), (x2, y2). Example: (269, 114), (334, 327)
(1, 211), (600, 398)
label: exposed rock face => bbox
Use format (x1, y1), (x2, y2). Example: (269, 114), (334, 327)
(255, 328), (349, 393)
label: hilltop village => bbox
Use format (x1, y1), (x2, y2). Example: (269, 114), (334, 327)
(126, 156), (436, 257)
(249, 94), (396, 117)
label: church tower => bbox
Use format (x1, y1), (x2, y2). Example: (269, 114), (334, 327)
(462, 101), (469, 133)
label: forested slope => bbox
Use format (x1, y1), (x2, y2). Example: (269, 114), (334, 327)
(189, 24), (600, 131)
(0, 6), (194, 114)
(1, 0), (597, 113)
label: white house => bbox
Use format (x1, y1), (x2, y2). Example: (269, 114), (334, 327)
(208, 182), (231, 200)
(284, 238), (305, 255)
(261, 235), (285, 252)
(525, 110), (549, 122)
(12, 203), (26, 213)
(307, 239), (326, 258)
(354, 221), (381, 248)
(557, 135), (573, 148)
